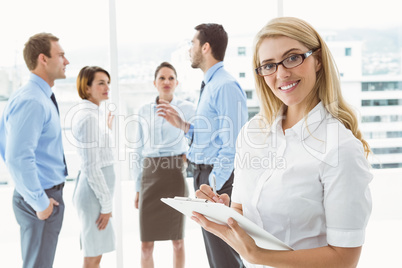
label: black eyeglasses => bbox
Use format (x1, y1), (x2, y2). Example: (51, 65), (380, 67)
(255, 49), (316, 77)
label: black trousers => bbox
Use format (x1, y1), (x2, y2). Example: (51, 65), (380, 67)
(192, 163), (245, 268)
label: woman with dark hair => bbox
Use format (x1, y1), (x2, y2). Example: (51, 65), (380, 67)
(72, 66), (115, 268)
(132, 62), (196, 268)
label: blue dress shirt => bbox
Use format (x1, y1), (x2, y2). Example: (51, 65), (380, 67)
(186, 62), (248, 190)
(0, 73), (66, 211)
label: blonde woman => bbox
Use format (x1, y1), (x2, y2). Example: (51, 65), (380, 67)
(193, 17), (372, 268)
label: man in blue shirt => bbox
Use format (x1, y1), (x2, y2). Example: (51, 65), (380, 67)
(158, 23), (248, 268)
(0, 33), (69, 268)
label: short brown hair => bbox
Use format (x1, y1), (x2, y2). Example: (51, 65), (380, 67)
(195, 23), (228, 61)
(77, 66), (111, 100)
(23, 33), (59, 71)
(154, 62), (177, 80)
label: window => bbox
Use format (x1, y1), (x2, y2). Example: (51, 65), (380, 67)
(362, 115), (402, 123)
(238, 47), (246, 56)
(247, 106), (260, 119)
(388, 131), (402, 138)
(372, 147), (402, 154)
(239, 72), (246, 78)
(364, 131), (402, 139)
(345, 47), (352, 56)
(362, 81), (401, 91)
(372, 163), (402, 169)
(361, 99), (402, 106)
(245, 90), (253, 99)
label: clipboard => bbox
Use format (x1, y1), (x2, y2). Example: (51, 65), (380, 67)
(161, 197), (293, 251)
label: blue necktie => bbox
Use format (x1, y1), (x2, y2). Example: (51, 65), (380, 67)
(198, 81), (205, 104)
(191, 81), (206, 146)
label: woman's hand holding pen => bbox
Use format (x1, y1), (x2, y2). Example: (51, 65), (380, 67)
(192, 211), (259, 264)
(193, 185), (258, 263)
(195, 184), (230, 206)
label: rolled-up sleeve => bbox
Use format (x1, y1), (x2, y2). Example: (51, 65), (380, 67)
(321, 137), (372, 247)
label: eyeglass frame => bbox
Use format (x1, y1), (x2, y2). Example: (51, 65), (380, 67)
(255, 49), (317, 77)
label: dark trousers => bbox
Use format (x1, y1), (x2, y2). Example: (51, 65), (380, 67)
(13, 186), (65, 268)
(192, 163), (245, 268)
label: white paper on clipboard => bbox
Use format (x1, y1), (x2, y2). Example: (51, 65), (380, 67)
(161, 197), (293, 251)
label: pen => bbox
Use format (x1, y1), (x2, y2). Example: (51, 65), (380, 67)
(211, 174), (217, 194)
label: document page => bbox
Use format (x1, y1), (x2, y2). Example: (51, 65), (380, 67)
(161, 197), (292, 251)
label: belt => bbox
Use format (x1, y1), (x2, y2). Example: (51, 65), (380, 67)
(190, 162), (213, 170)
(49, 182), (65, 191)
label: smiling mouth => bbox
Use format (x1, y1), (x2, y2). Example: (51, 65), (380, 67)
(279, 81), (299, 90)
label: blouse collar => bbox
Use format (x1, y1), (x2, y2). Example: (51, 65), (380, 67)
(272, 102), (328, 141)
(80, 99), (99, 110)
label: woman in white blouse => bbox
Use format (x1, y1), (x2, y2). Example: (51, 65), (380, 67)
(193, 17), (372, 268)
(72, 66), (115, 268)
(132, 62), (196, 268)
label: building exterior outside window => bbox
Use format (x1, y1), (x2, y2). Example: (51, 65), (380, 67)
(237, 46), (246, 56)
(345, 47), (352, 56)
(362, 99), (402, 106)
(360, 76), (402, 169)
(362, 81), (402, 91)
(245, 90), (252, 99)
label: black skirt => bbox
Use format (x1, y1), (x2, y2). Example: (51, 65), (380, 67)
(139, 155), (188, 241)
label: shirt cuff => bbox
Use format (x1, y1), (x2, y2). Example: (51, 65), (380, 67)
(32, 193), (51, 212)
(100, 200), (113, 214)
(136, 179), (141, 192)
(327, 228), (366, 247)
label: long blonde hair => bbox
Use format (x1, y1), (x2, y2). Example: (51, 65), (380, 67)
(252, 17), (370, 157)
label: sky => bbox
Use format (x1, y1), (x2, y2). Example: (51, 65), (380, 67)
(0, 0), (401, 67)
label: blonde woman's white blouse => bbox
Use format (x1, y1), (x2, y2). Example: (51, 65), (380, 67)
(71, 99), (115, 213)
(232, 102), (372, 267)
